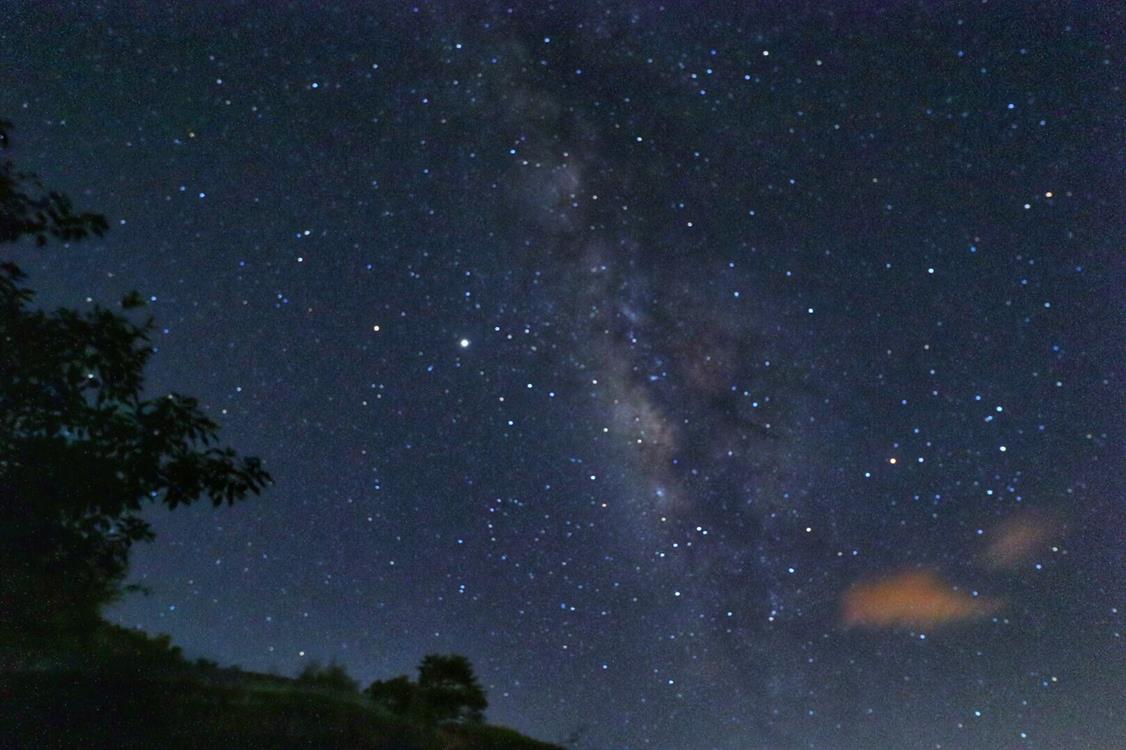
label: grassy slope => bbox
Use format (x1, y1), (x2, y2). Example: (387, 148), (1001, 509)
(0, 622), (561, 750)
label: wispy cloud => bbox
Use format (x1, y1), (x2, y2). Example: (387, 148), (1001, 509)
(982, 511), (1059, 571)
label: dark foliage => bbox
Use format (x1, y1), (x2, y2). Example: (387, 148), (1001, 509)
(0, 119), (271, 628)
(0, 120), (107, 246)
(417, 654), (488, 724)
(297, 660), (360, 693)
(366, 654), (488, 725)
(367, 674), (416, 716)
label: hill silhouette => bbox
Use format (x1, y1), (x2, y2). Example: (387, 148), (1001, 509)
(0, 620), (561, 750)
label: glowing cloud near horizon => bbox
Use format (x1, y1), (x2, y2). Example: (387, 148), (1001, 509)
(841, 570), (1003, 629)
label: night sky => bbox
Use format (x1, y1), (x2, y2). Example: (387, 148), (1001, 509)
(2, 2), (1124, 748)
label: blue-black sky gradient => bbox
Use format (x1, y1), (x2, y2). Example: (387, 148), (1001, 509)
(2, 2), (1123, 749)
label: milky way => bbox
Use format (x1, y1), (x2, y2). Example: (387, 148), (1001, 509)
(2, 3), (1122, 749)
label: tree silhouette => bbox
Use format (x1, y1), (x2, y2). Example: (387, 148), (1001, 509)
(365, 654), (488, 725)
(0, 119), (107, 246)
(0, 119), (270, 629)
(416, 653), (488, 724)
(366, 674), (416, 717)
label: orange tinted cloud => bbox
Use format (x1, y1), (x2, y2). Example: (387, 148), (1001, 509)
(983, 512), (1058, 570)
(841, 570), (1002, 629)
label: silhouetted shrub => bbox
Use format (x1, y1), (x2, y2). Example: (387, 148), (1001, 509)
(366, 675), (416, 716)
(297, 660), (360, 692)
(366, 654), (487, 725)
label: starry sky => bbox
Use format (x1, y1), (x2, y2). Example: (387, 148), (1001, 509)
(2, 2), (1124, 748)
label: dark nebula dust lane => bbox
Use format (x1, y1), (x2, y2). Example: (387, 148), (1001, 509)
(2, 2), (1123, 748)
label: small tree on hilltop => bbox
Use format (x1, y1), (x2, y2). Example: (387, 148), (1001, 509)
(417, 653), (488, 724)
